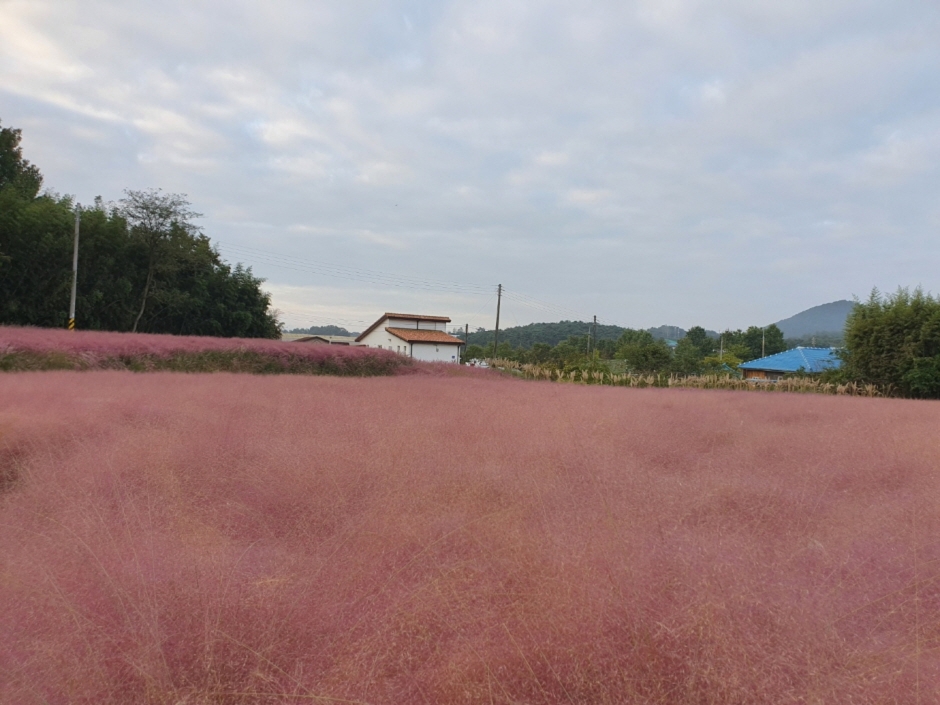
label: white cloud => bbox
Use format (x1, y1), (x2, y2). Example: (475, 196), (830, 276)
(565, 188), (611, 206)
(2, 0), (939, 330)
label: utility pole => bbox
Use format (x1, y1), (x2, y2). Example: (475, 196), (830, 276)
(492, 284), (502, 357)
(762, 328), (766, 358)
(464, 323), (469, 362)
(592, 315), (597, 357)
(68, 207), (80, 330)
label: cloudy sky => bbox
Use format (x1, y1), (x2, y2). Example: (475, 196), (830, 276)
(2, 0), (939, 333)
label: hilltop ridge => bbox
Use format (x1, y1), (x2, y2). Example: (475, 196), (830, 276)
(773, 300), (853, 338)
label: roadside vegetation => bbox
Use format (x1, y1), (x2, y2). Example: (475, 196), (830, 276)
(2, 373), (938, 703)
(464, 323), (788, 376)
(492, 360), (884, 396)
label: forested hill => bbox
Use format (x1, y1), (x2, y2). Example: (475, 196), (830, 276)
(466, 321), (720, 349)
(286, 325), (359, 336)
(773, 300), (854, 338)
(466, 321), (627, 348)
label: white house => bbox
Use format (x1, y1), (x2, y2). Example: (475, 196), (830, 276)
(355, 313), (464, 363)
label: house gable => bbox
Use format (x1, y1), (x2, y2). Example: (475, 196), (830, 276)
(356, 313), (451, 342)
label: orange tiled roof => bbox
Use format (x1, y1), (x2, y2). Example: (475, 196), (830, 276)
(386, 327), (464, 344)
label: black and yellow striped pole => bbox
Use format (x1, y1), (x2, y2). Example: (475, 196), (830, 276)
(68, 207), (80, 330)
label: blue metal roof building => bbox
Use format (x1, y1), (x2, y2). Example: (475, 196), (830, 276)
(738, 347), (841, 380)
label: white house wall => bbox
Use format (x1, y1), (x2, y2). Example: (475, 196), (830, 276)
(411, 343), (460, 363)
(386, 318), (445, 331)
(358, 327), (408, 354)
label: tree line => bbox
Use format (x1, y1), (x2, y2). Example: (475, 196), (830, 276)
(839, 288), (940, 398)
(0, 119), (279, 338)
(466, 291), (940, 399)
(463, 324), (788, 376)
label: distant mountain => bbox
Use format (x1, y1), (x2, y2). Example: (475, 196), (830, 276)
(773, 300), (854, 339)
(647, 325), (686, 341)
(286, 325), (360, 336)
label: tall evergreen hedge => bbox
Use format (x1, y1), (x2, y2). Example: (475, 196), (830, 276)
(843, 288), (940, 398)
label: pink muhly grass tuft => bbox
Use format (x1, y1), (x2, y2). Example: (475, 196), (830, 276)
(1, 372), (939, 703)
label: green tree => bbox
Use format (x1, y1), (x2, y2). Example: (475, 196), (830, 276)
(595, 338), (618, 359)
(0, 189), (77, 327)
(717, 329), (759, 362)
(528, 342), (553, 364)
(622, 339), (672, 373)
(462, 344), (486, 362)
(551, 335), (591, 367)
(671, 337), (704, 376)
(0, 120), (42, 199)
(702, 352), (743, 374)
(69, 199), (146, 331)
(842, 288), (940, 398)
(0, 119), (280, 337)
(494, 341), (516, 359)
(1, 119), (44, 269)
(685, 326), (716, 356)
(616, 328), (655, 348)
(119, 189), (202, 332)
(741, 324), (786, 360)
(615, 329), (672, 373)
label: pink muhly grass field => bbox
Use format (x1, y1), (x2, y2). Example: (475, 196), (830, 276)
(0, 325), (411, 375)
(1, 372), (939, 703)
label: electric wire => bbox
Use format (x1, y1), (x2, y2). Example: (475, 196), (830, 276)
(219, 242), (493, 295)
(274, 308), (370, 330)
(218, 240), (628, 331)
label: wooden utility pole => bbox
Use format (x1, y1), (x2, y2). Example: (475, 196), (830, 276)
(762, 328), (766, 358)
(68, 207), (80, 330)
(492, 284), (502, 357)
(592, 315), (597, 356)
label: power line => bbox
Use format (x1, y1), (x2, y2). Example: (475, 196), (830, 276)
(219, 242), (493, 295)
(502, 289), (617, 327)
(272, 307), (369, 328)
(217, 240), (628, 330)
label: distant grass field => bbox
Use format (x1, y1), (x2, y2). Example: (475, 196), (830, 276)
(0, 326), (409, 376)
(1, 372), (939, 703)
